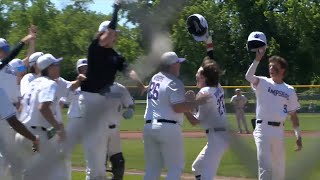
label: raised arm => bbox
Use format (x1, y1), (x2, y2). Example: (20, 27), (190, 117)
(245, 47), (266, 86)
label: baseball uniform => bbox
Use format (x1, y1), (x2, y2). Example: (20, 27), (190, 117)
(252, 76), (300, 180)
(191, 85), (229, 180)
(104, 82), (134, 179)
(143, 72), (185, 180)
(230, 94), (249, 133)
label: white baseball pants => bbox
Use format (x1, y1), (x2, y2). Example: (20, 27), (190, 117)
(192, 130), (229, 180)
(80, 92), (111, 180)
(143, 122), (184, 180)
(254, 121), (285, 180)
(235, 108), (249, 132)
(106, 127), (122, 158)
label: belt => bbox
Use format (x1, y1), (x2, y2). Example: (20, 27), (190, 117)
(256, 120), (283, 127)
(205, 127), (226, 134)
(31, 126), (47, 131)
(109, 124), (116, 129)
(146, 119), (177, 124)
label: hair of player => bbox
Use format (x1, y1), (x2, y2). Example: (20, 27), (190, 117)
(29, 65), (36, 74)
(268, 55), (288, 76)
(200, 62), (221, 87)
(40, 68), (49, 77)
(95, 32), (104, 39)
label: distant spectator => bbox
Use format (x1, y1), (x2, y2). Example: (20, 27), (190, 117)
(230, 89), (250, 134)
(308, 102), (315, 113)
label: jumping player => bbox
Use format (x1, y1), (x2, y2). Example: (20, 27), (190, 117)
(245, 33), (302, 180)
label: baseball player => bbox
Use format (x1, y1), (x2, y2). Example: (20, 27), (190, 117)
(0, 33), (39, 179)
(230, 89), (250, 134)
(80, 2), (144, 179)
(184, 60), (229, 180)
(245, 32), (302, 180)
(15, 53), (67, 180)
(143, 51), (208, 180)
(104, 82), (134, 180)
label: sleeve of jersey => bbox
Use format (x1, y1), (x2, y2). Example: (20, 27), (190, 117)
(287, 89), (301, 113)
(168, 81), (186, 104)
(121, 87), (134, 108)
(56, 78), (72, 98)
(38, 82), (58, 103)
(0, 89), (16, 121)
(253, 76), (265, 90)
(20, 76), (29, 96)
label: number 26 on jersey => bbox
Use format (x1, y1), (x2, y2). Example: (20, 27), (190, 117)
(148, 82), (160, 100)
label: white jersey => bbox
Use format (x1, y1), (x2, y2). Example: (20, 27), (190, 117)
(19, 76), (59, 128)
(196, 85), (227, 129)
(0, 88), (16, 121)
(55, 77), (72, 122)
(144, 72), (186, 124)
(106, 82), (134, 126)
(230, 95), (247, 109)
(20, 73), (37, 96)
(253, 76), (300, 122)
(62, 87), (82, 119)
(0, 67), (20, 103)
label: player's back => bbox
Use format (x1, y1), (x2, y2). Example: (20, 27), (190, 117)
(20, 73), (37, 96)
(197, 85), (227, 129)
(20, 77), (58, 128)
(0, 67), (20, 103)
(144, 72), (185, 123)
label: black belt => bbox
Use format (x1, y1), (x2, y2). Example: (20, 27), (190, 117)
(31, 126), (47, 131)
(256, 120), (283, 127)
(109, 124), (116, 129)
(205, 128), (226, 134)
(146, 119), (177, 124)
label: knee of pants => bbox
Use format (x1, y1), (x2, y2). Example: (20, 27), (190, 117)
(110, 153), (125, 179)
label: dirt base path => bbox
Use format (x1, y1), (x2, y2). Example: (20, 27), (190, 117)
(120, 130), (320, 139)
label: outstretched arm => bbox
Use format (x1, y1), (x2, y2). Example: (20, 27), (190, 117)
(245, 47), (266, 86)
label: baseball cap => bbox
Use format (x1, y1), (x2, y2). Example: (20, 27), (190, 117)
(98, 21), (120, 33)
(9, 59), (26, 73)
(0, 38), (10, 53)
(187, 14), (209, 42)
(247, 31), (267, 51)
(29, 52), (44, 66)
(235, 88), (241, 92)
(161, 52), (185, 65)
(76, 58), (88, 69)
(37, 54), (63, 71)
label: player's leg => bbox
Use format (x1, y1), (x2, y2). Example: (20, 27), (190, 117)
(200, 131), (229, 179)
(191, 143), (207, 179)
(271, 136), (285, 180)
(254, 134), (272, 180)
(143, 124), (162, 180)
(235, 109), (243, 133)
(240, 109), (249, 133)
(108, 128), (124, 180)
(161, 124), (184, 180)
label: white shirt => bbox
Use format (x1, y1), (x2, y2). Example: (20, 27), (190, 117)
(62, 87), (82, 119)
(253, 76), (300, 122)
(55, 77), (72, 122)
(230, 95), (247, 109)
(106, 82), (134, 126)
(196, 85), (227, 129)
(20, 73), (37, 96)
(144, 72), (186, 124)
(0, 88), (16, 121)
(19, 76), (59, 128)
(0, 67), (20, 103)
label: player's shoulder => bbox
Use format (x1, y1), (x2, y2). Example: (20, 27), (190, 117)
(283, 82), (296, 93)
(199, 87), (210, 93)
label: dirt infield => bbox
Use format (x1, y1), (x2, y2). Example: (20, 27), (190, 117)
(120, 130), (320, 139)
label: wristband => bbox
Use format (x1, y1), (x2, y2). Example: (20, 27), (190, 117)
(294, 127), (301, 138)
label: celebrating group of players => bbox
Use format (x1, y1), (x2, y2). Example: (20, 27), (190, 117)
(0, 1), (304, 180)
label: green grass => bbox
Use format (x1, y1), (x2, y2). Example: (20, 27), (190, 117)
(62, 104), (320, 132)
(71, 137), (320, 179)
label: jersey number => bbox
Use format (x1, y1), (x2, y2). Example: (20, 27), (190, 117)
(148, 82), (160, 100)
(217, 95), (226, 116)
(283, 104), (288, 113)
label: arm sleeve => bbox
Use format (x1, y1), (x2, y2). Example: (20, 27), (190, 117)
(287, 90), (301, 113)
(108, 3), (120, 30)
(245, 60), (260, 84)
(121, 87), (134, 108)
(230, 96), (234, 103)
(0, 89), (16, 121)
(38, 83), (57, 103)
(168, 81), (186, 104)
(0, 42), (25, 70)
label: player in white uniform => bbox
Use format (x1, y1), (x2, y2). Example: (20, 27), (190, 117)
(230, 89), (250, 134)
(104, 82), (134, 180)
(0, 33), (39, 179)
(184, 61), (229, 180)
(245, 45), (302, 180)
(143, 52), (208, 180)
(15, 54), (67, 180)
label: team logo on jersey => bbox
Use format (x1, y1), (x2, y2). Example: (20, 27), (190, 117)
(267, 87), (289, 100)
